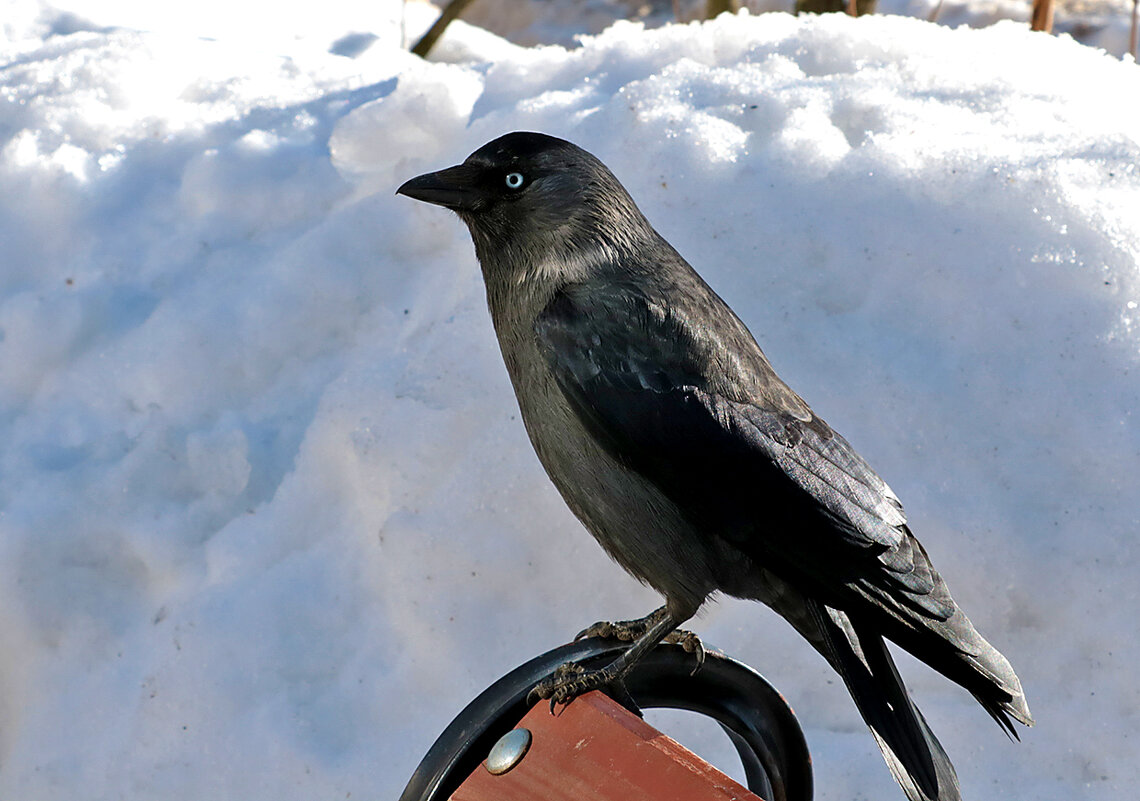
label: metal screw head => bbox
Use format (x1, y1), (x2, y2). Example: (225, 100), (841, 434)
(485, 727), (532, 775)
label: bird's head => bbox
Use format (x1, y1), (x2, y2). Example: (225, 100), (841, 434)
(398, 132), (652, 283)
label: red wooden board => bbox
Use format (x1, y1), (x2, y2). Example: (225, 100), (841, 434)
(451, 691), (765, 801)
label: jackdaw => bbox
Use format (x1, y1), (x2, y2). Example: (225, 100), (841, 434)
(397, 131), (1032, 801)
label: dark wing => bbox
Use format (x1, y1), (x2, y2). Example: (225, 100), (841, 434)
(534, 277), (956, 623)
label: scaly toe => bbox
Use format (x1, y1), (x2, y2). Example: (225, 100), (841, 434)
(529, 662), (616, 710)
(662, 628), (706, 674)
(574, 620), (616, 641)
(576, 619), (649, 643)
(528, 662), (586, 706)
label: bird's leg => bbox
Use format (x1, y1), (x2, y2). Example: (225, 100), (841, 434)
(531, 606), (700, 708)
(575, 605), (705, 664)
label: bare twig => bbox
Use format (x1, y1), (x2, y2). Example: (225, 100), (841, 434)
(411, 0), (479, 58)
(706, 0), (741, 18)
(1030, 0), (1054, 32)
(796, 0), (876, 13)
(1130, 0), (1138, 59)
(928, 0), (944, 22)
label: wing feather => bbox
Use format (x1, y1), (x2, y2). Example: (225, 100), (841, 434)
(535, 279), (955, 621)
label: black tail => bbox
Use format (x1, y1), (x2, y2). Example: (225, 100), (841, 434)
(810, 601), (961, 801)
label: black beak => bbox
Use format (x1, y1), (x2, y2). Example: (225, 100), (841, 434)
(397, 163), (484, 211)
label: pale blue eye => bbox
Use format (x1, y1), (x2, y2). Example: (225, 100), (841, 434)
(505, 172), (524, 189)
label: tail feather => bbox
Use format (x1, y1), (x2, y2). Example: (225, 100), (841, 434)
(886, 604), (1034, 739)
(860, 532), (1034, 736)
(810, 601), (961, 801)
(957, 632), (1034, 737)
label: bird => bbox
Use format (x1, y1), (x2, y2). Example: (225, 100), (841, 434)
(397, 131), (1032, 801)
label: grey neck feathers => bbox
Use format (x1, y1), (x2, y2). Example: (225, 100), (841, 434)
(466, 190), (658, 331)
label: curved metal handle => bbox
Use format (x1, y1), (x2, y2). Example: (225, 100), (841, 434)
(399, 639), (813, 801)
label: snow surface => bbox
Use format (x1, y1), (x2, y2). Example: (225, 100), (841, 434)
(2, 4), (1139, 801)
(462, 0), (1140, 59)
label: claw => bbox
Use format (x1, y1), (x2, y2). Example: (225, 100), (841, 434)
(530, 662), (590, 709)
(544, 609), (701, 707)
(576, 619), (642, 642)
(661, 628), (705, 675)
(575, 620), (613, 641)
(575, 609), (666, 644)
(530, 661), (618, 710)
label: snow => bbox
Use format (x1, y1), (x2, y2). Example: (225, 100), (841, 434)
(1, 3), (1138, 801)
(460, 0), (1140, 59)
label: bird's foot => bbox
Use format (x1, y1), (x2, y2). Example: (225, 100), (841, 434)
(528, 661), (622, 711)
(574, 607), (669, 642)
(575, 618), (648, 643)
(662, 628), (706, 674)
(574, 611), (705, 674)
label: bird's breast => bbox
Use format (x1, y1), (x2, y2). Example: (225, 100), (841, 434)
(493, 325), (743, 611)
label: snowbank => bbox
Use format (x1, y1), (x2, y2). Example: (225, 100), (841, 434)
(0, 6), (1137, 801)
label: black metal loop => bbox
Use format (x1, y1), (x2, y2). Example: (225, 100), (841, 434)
(398, 639), (813, 801)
